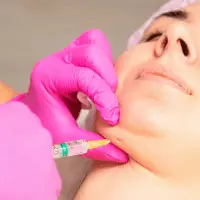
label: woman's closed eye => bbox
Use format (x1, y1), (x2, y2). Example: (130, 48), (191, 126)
(143, 31), (163, 42)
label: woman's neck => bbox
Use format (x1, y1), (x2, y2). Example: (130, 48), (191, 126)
(75, 158), (200, 200)
(128, 158), (200, 200)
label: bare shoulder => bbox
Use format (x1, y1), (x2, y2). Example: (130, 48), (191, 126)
(0, 81), (17, 103)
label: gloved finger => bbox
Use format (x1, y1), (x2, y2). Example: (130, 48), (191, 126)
(66, 29), (113, 61)
(56, 65), (119, 126)
(57, 126), (128, 163)
(64, 44), (117, 92)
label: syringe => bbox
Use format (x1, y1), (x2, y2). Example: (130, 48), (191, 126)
(53, 139), (110, 159)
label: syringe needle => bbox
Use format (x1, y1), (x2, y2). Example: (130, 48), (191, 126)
(53, 139), (110, 159)
(87, 139), (110, 150)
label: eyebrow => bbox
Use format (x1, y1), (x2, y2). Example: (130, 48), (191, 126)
(156, 10), (189, 21)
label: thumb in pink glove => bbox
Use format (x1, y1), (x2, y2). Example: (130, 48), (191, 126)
(14, 29), (128, 163)
(0, 102), (61, 200)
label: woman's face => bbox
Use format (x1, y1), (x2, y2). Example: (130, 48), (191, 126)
(95, 3), (200, 179)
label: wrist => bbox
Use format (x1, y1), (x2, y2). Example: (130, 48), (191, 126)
(11, 93), (28, 101)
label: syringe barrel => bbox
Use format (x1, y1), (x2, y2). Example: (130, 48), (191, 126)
(53, 139), (89, 159)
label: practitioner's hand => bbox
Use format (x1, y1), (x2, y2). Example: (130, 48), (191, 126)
(14, 29), (128, 163)
(0, 102), (61, 200)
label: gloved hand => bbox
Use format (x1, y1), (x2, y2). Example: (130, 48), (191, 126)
(13, 29), (128, 163)
(0, 101), (61, 200)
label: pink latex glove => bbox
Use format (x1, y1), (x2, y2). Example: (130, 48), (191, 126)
(13, 29), (128, 163)
(0, 101), (61, 200)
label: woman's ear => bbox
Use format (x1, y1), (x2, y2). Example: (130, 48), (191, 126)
(0, 81), (18, 104)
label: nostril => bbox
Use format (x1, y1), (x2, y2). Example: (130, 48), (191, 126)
(178, 38), (189, 56)
(161, 36), (168, 50)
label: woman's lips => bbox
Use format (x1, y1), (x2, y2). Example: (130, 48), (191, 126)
(136, 66), (193, 95)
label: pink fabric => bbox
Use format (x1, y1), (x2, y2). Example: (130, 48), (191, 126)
(127, 0), (197, 48)
(13, 29), (128, 163)
(0, 101), (61, 199)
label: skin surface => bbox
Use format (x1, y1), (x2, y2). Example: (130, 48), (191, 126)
(75, 3), (200, 200)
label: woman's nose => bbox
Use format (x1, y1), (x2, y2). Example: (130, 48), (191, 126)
(154, 23), (197, 63)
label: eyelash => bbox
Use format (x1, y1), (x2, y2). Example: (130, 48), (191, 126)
(144, 31), (163, 42)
